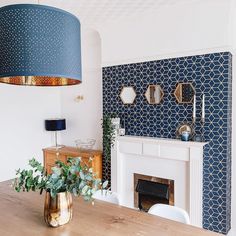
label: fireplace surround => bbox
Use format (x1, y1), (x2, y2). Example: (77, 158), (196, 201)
(111, 135), (207, 228)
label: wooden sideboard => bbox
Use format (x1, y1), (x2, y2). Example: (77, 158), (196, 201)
(43, 146), (102, 179)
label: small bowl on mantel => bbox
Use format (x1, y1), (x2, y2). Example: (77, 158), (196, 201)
(75, 139), (96, 150)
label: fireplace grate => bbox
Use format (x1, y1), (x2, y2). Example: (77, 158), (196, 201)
(136, 179), (169, 200)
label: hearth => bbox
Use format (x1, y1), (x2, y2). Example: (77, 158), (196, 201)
(134, 173), (174, 212)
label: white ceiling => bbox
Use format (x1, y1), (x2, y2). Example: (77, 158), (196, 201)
(0, 0), (198, 29)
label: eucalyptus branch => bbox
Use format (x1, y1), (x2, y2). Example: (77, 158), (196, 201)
(14, 157), (105, 200)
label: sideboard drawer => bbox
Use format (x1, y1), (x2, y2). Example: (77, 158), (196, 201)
(46, 164), (54, 175)
(43, 146), (103, 179)
(46, 153), (66, 165)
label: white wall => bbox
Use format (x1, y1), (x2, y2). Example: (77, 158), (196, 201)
(0, 85), (61, 181)
(100, 0), (231, 66)
(60, 29), (102, 149)
(0, 28), (102, 182)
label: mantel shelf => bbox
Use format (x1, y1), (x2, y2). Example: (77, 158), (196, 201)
(117, 135), (208, 148)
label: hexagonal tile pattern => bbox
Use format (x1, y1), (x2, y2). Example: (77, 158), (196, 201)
(102, 52), (232, 234)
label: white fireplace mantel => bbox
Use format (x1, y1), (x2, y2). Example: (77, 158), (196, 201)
(111, 135), (208, 228)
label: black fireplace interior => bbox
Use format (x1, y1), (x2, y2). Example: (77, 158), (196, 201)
(136, 179), (169, 212)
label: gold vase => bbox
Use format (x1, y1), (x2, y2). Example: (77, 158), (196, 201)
(44, 192), (73, 227)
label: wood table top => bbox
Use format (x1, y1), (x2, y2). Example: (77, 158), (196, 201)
(0, 180), (219, 236)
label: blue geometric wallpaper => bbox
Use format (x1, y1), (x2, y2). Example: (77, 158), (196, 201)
(102, 52), (232, 234)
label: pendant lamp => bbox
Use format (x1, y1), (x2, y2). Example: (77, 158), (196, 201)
(0, 4), (82, 86)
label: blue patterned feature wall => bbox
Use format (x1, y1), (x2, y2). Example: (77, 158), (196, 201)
(102, 52), (232, 234)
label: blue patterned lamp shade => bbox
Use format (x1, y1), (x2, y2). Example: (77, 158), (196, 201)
(0, 4), (82, 86)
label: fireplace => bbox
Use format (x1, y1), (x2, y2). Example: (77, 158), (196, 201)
(112, 136), (207, 227)
(134, 173), (174, 212)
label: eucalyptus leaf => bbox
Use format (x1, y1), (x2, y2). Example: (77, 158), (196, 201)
(79, 171), (85, 180)
(51, 167), (61, 176)
(82, 185), (89, 195)
(102, 180), (109, 189)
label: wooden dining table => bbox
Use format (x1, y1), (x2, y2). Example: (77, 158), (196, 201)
(0, 180), (220, 236)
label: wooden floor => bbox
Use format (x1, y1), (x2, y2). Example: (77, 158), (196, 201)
(0, 180), (220, 236)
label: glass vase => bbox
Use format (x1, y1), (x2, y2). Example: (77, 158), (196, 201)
(44, 192), (73, 227)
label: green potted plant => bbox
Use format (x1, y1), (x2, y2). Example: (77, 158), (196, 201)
(14, 157), (107, 227)
(102, 114), (116, 161)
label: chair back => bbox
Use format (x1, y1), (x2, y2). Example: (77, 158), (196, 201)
(93, 190), (119, 204)
(148, 204), (190, 224)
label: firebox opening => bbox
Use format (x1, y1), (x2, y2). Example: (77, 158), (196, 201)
(134, 174), (174, 212)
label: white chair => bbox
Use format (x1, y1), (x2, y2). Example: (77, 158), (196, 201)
(148, 204), (190, 224)
(92, 190), (119, 204)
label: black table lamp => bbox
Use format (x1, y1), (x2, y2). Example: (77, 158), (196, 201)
(45, 119), (66, 148)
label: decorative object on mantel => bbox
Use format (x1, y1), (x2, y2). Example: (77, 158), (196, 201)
(192, 94), (196, 123)
(199, 95), (205, 142)
(145, 85), (164, 104)
(119, 128), (126, 136)
(13, 158), (107, 227)
(193, 134), (203, 142)
(181, 131), (190, 141)
(111, 117), (121, 136)
(111, 117), (127, 136)
(192, 93), (205, 142)
(102, 115), (116, 161)
(176, 123), (193, 140)
(120, 86), (137, 104)
(174, 82), (195, 104)
(45, 119), (66, 148)
(201, 94), (205, 123)
(0, 4), (81, 86)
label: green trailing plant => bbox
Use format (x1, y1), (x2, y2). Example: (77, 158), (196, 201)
(102, 114), (116, 160)
(14, 157), (108, 200)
